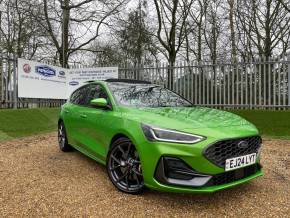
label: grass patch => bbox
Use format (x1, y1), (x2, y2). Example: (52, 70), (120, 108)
(0, 130), (13, 141)
(229, 110), (290, 140)
(0, 108), (60, 141)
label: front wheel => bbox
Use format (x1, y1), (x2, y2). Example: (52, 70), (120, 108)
(106, 137), (144, 194)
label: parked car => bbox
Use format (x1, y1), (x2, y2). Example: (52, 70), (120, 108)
(58, 79), (263, 194)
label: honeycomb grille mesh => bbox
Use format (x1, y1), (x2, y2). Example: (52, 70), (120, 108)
(203, 136), (262, 168)
(205, 164), (260, 186)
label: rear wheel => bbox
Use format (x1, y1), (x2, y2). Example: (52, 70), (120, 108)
(107, 137), (144, 194)
(58, 122), (73, 152)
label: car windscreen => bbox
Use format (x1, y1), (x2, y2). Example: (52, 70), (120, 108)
(108, 82), (192, 107)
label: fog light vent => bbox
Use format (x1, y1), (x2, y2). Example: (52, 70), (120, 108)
(158, 157), (197, 181)
(165, 157), (192, 172)
(154, 157), (212, 187)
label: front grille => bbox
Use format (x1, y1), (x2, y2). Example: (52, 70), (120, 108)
(205, 164), (260, 186)
(203, 136), (262, 168)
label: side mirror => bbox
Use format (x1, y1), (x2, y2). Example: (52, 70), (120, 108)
(90, 98), (110, 109)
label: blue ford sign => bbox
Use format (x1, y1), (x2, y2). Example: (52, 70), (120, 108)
(59, 71), (65, 76)
(69, 81), (79, 86)
(35, 65), (56, 77)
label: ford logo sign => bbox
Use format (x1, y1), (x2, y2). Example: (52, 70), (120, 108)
(35, 65), (56, 77)
(69, 81), (79, 86)
(238, 141), (248, 149)
(59, 71), (65, 76)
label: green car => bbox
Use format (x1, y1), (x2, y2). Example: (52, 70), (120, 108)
(58, 79), (263, 194)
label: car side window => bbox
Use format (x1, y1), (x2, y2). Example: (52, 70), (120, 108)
(86, 84), (110, 106)
(70, 89), (80, 104)
(70, 85), (90, 106)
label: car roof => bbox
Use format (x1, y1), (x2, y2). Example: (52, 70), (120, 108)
(85, 79), (151, 85)
(106, 79), (151, 84)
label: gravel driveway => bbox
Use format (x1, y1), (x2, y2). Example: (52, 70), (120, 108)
(0, 133), (289, 217)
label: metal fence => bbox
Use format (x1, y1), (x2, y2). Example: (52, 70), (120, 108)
(120, 56), (290, 109)
(1, 56), (290, 109)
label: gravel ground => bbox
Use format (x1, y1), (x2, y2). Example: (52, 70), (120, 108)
(0, 133), (289, 217)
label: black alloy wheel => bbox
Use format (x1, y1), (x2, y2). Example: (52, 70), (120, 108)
(58, 122), (72, 152)
(107, 137), (144, 194)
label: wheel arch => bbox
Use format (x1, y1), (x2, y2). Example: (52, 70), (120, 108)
(58, 118), (63, 126)
(109, 133), (131, 150)
(108, 131), (140, 152)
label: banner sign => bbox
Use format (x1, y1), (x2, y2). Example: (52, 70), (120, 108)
(18, 58), (67, 99)
(67, 67), (118, 97)
(17, 58), (118, 99)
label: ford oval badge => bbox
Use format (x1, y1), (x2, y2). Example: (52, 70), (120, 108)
(35, 65), (56, 77)
(69, 81), (79, 86)
(237, 141), (249, 149)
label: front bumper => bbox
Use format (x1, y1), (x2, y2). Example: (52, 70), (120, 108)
(154, 157), (262, 190)
(147, 168), (263, 193)
(133, 129), (263, 193)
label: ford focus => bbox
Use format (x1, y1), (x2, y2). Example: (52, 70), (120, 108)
(58, 79), (263, 194)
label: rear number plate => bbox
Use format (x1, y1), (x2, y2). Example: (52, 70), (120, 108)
(225, 153), (257, 171)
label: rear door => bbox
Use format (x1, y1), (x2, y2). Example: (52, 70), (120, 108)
(64, 85), (91, 147)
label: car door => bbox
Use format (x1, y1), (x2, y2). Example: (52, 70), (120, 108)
(78, 84), (117, 162)
(64, 85), (91, 147)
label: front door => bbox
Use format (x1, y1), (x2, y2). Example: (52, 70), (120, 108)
(77, 84), (116, 162)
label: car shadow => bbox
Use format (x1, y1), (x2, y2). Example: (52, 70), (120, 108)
(66, 147), (256, 206)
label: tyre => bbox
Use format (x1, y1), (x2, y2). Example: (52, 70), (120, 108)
(106, 137), (144, 194)
(58, 122), (73, 152)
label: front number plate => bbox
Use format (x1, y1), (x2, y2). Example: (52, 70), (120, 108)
(225, 153), (257, 171)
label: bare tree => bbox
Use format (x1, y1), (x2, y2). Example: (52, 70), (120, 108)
(237, 0), (290, 58)
(227, 0), (237, 63)
(277, 0), (290, 13)
(0, 0), (42, 59)
(203, 0), (223, 65)
(184, 0), (208, 63)
(31, 0), (126, 67)
(153, 0), (194, 87)
(153, 0), (194, 65)
(2, 0), (290, 68)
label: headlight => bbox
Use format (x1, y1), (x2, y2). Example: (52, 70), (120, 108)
(141, 124), (204, 144)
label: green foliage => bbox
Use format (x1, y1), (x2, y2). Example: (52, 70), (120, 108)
(93, 1), (157, 67)
(116, 1), (157, 66)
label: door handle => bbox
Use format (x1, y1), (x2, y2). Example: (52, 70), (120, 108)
(80, 114), (87, 118)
